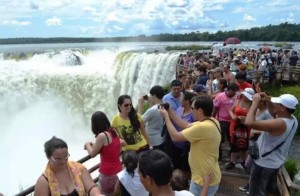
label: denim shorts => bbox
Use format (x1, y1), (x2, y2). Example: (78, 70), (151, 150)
(189, 179), (219, 196)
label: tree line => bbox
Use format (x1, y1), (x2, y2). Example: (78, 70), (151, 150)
(1, 22), (300, 45)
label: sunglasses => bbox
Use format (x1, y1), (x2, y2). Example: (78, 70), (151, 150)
(124, 103), (132, 107)
(51, 153), (70, 162)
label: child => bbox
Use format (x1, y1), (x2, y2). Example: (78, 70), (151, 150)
(114, 151), (148, 196)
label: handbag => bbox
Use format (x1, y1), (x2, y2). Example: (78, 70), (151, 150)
(248, 139), (259, 159)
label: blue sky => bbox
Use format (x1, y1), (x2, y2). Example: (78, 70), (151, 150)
(0, 0), (300, 38)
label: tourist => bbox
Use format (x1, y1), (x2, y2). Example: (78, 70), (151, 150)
(84, 111), (122, 195)
(245, 93), (298, 196)
(114, 151), (148, 196)
(213, 83), (239, 160)
(238, 93), (275, 193)
(162, 80), (183, 111)
(193, 84), (208, 95)
(34, 137), (102, 196)
(211, 67), (223, 96)
(226, 88), (254, 170)
(138, 150), (193, 196)
(112, 95), (151, 152)
(235, 72), (252, 92)
(205, 71), (214, 96)
(195, 65), (209, 86)
(223, 63), (236, 83)
(167, 91), (197, 173)
(137, 85), (165, 151)
(159, 95), (221, 196)
(211, 78), (228, 99)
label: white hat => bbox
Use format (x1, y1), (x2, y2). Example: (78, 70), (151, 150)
(271, 94), (298, 110)
(242, 88), (255, 101)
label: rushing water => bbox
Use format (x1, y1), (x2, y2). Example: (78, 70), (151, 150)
(0, 42), (180, 195)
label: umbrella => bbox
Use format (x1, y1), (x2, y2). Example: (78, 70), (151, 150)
(224, 37), (241, 45)
(261, 46), (271, 52)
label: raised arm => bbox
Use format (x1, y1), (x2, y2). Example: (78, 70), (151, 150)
(159, 108), (189, 142)
(168, 109), (191, 130)
(245, 94), (286, 136)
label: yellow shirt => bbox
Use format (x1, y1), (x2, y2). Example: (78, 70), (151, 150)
(182, 118), (221, 186)
(111, 114), (147, 151)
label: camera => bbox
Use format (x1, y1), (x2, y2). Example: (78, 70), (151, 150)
(143, 95), (148, 100)
(158, 102), (170, 110)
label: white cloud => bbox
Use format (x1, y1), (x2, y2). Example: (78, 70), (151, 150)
(231, 7), (246, 14)
(243, 14), (256, 22)
(2, 20), (31, 26)
(46, 17), (62, 26)
(166, 0), (189, 7)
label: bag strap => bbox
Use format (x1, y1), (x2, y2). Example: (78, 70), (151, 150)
(261, 120), (295, 158)
(205, 118), (221, 134)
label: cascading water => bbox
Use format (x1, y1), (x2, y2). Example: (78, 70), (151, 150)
(0, 46), (178, 195)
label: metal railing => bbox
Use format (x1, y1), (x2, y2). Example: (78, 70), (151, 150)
(15, 155), (99, 196)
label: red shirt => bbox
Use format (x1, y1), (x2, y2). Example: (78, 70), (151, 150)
(99, 131), (122, 175)
(237, 82), (252, 91)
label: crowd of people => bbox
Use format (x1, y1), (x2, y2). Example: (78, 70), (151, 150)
(30, 47), (299, 196)
(178, 47), (299, 85)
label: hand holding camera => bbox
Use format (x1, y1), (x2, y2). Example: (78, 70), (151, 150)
(158, 102), (170, 110)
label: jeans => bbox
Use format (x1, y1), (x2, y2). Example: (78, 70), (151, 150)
(189, 180), (219, 196)
(249, 162), (279, 196)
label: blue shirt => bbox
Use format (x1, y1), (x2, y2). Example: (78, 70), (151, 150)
(162, 92), (181, 111)
(196, 74), (209, 86)
(173, 107), (196, 151)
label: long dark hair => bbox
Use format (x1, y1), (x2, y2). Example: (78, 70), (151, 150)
(91, 111), (117, 137)
(117, 95), (140, 132)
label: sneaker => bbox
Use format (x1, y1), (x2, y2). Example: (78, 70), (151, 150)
(225, 162), (235, 170)
(239, 183), (249, 192)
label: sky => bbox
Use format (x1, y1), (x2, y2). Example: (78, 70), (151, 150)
(0, 0), (300, 38)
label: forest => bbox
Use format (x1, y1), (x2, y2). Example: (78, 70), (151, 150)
(1, 22), (300, 45)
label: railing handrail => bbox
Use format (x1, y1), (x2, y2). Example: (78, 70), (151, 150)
(15, 155), (99, 196)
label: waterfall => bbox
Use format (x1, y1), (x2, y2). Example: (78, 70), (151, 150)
(0, 47), (178, 195)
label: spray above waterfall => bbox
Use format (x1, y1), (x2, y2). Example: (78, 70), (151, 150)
(0, 44), (178, 195)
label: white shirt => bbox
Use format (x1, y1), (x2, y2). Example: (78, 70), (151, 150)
(117, 169), (149, 196)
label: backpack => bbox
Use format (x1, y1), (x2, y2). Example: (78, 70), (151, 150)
(233, 122), (249, 150)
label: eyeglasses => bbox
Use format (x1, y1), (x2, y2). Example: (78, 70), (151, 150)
(51, 153), (70, 162)
(124, 103), (132, 107)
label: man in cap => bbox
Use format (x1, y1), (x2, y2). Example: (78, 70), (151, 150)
(245, 93), (298, 196)
(193, 84), (208, 95)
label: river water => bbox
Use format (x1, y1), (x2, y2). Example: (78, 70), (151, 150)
(0, 41), (299, 195)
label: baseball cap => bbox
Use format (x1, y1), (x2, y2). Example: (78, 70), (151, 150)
(193, 84), (208, 93)
(171, 79), (182, 87)
(271, 94), (298, 109)
(242, 88), (255, 101)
